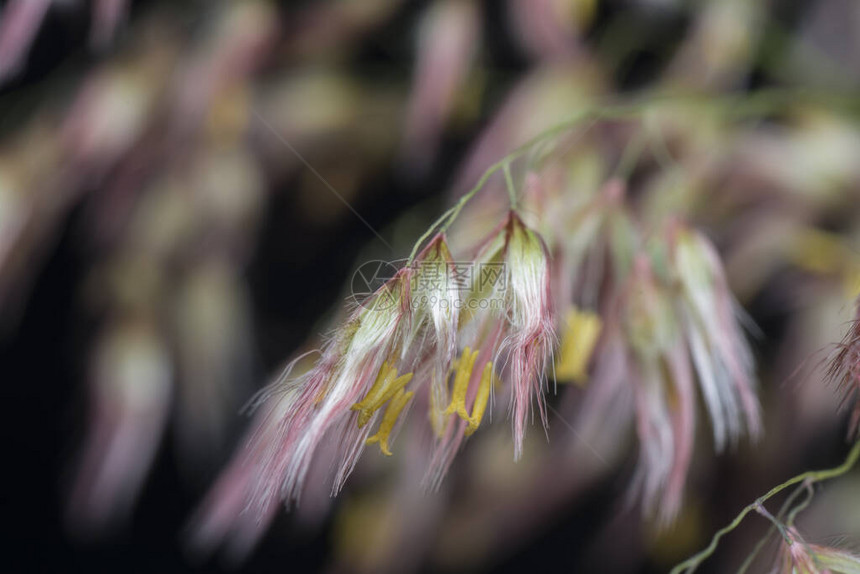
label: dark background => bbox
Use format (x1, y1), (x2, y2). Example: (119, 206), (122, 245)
(0, 0), (847, 572)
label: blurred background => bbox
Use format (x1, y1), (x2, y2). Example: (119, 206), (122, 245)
(1, 0), (859, 573)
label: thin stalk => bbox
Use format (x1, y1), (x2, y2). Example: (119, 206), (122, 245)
(671, 440), (860, 574)
(503, 161), (518, 209)
(736, 479), (812, 574)
(406, 88), (859, 264)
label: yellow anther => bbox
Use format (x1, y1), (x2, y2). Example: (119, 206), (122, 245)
(444, 347), (478, 420)
(352, 361), (394, 413)
(365, 389), (414, 456)
(465, 361), (494, 436)
(846, 266), (860, 298)
(352, 362), (414, 428)
(428, 385), (448, 438)
(365, 372), (413, 415)
(788, 228), (848, 275)
(556, 307), (603, 385)
(784, 228), (860, 298)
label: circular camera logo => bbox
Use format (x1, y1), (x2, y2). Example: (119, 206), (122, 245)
(350, 260), (401, 310)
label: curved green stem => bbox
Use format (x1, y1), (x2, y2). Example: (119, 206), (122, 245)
(503, 161), (518, 210)
(736, 478), (812, 574)
(405, 88), (859, 264)
(754, 503), (790, 544)
(671, 440), (860, 574)
(786, 481), (815, 527)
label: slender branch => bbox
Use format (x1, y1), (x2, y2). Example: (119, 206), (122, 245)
(671, 440), (860, 574)
(503, 161), (518, 209)
(405, 88), (859, 263)
(786, 481), (816, 527)
(754, 503), (790, 544)
(736, 478), (811, 574)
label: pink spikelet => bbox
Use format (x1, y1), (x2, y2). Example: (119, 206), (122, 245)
(191, 211), (560, 553)
(67, 320), (172, 532)
(622, 254), (696, 523)
(670, 223), (762, 449)
(661, 339), (696, 522)
(0, 0), (51, 83)
(826, 302), (860, 440)
(616, 224), (761, 524)
(190, 271), (413, 552)
(188, 393), (288, 559)
(772, 526), (860, 573)
(411, 235), (460, 431)
(500, 213), (556, 459)
(261, 281), (410, 508)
